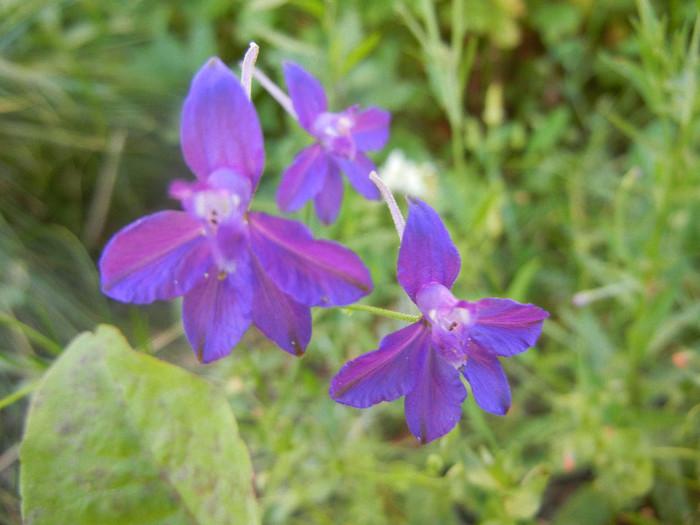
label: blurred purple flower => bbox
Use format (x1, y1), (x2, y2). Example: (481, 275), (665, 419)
(100, 57), (372, 363)
(330, 197), (549, 443)
(277, 62), (391, 224)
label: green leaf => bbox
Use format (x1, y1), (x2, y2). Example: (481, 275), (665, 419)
(551, 484), (614, 525)
(20, 325), (259, 525)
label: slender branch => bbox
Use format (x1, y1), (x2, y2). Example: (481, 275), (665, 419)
(370, 171), (405, 239)
(252, 67), (298, 120)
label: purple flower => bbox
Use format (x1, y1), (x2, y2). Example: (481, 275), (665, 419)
(330, 197), (549, 443)
(277, 62), (391, 224)
(99, 57), (372, 363)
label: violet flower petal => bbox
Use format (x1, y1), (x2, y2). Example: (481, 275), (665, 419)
(207, 168), (253, 203)
(313, 164), (344, 225)
(283, 61), (328, 132)
(398, 197), (461, 302)
(463, 344), (512, 415)
(352, 107), (391, 151)
(248, 211), (372, 307)
(212, 220), (249, 271)
(332, 153), (381, 200)
(181, 57), (265, 188)
(276, 144), (330, 213)
(250, 253), (311, 356)
(182, 257), (253, 363)
(471, 298), (549, 357)
(405, 347), (467, 444)
(99, 210), (210, 304)
(331, 321), (430, 408)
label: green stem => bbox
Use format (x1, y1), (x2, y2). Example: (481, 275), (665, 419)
(340, 304), (420, 323)
(0, 380), (39, 411)
(0, 313), (62, 355)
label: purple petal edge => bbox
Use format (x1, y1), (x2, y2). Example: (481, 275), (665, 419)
(352, 107), (391, 151)
(463, 347), (511, 415)
(283, 61), (328, 132)
(330, 321), (430, 408)
(248, 212), (372, 307)
(276, 144), (329, 213)
(398, 197), (461, 302)
(181, 57), (264, 187)
(332, 153), (381, 201)
(313, 166), (344, 225)
(250, 253), (311, 356)
(99, 211), (210, 304)
(182, 259), (253, 363)
(472, 298), (549, 357)
(405, 347), (467, 444)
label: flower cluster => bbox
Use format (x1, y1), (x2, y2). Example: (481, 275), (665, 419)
(99, 48), (549, 444)
(277, 62), (391, 224)
(99, 57), (372, 363)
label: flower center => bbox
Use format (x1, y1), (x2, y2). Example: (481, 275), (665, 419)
(170, 169), (252, 276)
(312, 111), (356, 159)
(416, 282), (476, 368)
(428, 305), (474, 335)
(192, 190), (241, 231)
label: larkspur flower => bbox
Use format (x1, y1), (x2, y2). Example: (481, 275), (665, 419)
(330, 196), (549, 443)
(276, 62), (391, 224)
(99, 57), (372, 363)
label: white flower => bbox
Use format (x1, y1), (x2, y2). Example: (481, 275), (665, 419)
(378, 149), (436, 198)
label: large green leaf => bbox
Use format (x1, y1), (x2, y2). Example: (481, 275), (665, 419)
(20, 325), (259, 525)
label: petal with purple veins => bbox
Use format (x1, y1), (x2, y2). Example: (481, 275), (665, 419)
(405, 347), (466, 444)
(398, 197), (461, 302)
(250, 253), (311, 357)
(181, 256), (253, 363)
(471, 298), (549, 357)
(352, 107), (391, 151)
(313, 164), (344, 225)
(100, 211), (211, 304)
(283, 62), (328, 132)
(463, 344), (511, 415)
(181, 57), (265, 187)
(331, 321), (430, 408)
(248, 212), (372, 307)
(332, 153), (380, 200)
(277, 144), (330, 213)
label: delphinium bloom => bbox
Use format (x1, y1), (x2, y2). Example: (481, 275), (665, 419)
(331, 195), (549, 443)
(100, 57), (372, 363)
(276, 62), (391, 224)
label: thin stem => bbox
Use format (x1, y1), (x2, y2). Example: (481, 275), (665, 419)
(0, 313), (62, 355)
(369, 171), (405, 239)
(240, 42), (259, 100)
(341, 303), (420, 323)
(252, 67), (298, 120)
(82, 129), (127, 249)
(0, 380), (39, 411)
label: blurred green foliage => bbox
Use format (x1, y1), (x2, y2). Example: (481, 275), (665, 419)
(1, 0), (699, 523)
